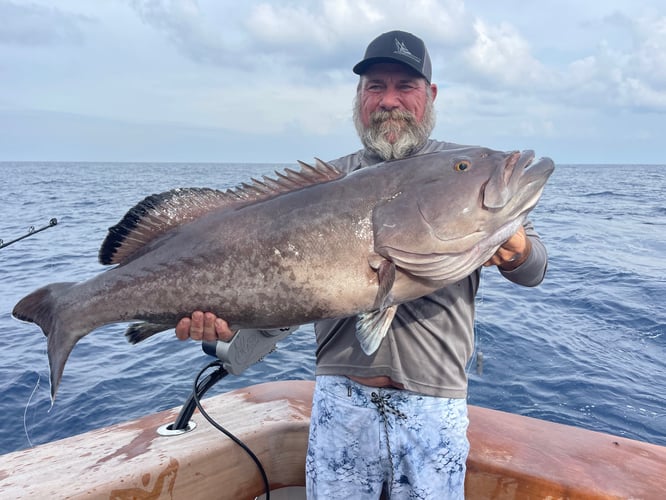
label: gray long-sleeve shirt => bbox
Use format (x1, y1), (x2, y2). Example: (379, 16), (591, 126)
(314, 140), (548, 398)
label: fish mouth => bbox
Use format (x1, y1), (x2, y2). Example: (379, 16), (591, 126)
(487, 149), (554, 216)
(510, 150), (555, 183)
(521, 155), (555, 186)
(509, 149), (536, 185)
(518, 150), (535, 169)
(481, 149), (535, 210)
(511, 155), (555, 218)
(417, 150), (554, 248)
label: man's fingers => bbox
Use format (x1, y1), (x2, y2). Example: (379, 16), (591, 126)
(175, 311), (235, 342)
(175, 317), (191, 340)
(215, 318), (236, 341)
(186, 311), (205, 340)
(202, 312), (218, 342)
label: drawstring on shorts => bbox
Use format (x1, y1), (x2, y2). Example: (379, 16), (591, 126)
(371, 391), (407, 495)
(371, 391), (407, 420)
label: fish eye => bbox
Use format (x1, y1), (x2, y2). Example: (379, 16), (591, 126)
(453, 160), (471, 172)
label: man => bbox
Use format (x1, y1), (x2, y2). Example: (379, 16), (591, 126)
(176, 30), (547, 499)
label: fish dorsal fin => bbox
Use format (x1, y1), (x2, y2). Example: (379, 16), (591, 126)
(99, 188), (234, 265)
(227, 158), (343, 200)
(99, 159), (343, 266)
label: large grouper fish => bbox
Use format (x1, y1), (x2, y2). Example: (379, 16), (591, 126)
(13, 147), (554, 400)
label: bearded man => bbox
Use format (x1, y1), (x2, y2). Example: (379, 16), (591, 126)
(176, 31), (548, 499)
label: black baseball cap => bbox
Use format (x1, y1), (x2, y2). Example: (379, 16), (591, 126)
(353, 30), (432, 82)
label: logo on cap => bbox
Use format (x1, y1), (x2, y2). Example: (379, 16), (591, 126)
(393, 38), (422, 63)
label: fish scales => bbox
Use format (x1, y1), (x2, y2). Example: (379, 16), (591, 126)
(13, 147), (554, 399)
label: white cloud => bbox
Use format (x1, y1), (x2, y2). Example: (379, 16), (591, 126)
(245, 0), (471, 46)
(2, 0), (665, 163)
(553, 13), (666, 113)
(462, 19), (549, 88)
(128, 0), (475, 73)
(623, 14), (666, 97)
(130, 0), (237, 66)
(445, 8), (666, 115)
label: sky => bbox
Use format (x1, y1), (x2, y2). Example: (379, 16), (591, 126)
(1, 0), (665, 164)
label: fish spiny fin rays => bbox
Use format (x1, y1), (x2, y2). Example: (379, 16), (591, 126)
(99, 188), (233, 265)
(227, 158), (343, 200)
(99, 159), (343, 266)
(356, 259), (397, 355)
(356, 306), (398, 355)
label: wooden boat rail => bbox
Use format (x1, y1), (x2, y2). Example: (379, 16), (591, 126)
(1, 380), (664, 499)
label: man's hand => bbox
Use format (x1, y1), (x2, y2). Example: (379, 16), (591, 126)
(484, 225), (532, 271)
(175, 311), (235, 342)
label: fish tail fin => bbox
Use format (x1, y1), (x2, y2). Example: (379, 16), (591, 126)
(13, 283), (82, 402)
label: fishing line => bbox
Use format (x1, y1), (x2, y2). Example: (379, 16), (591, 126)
(192, 360), (271, 500)
(23, 372), (41, 448)
(22, 344), (52, 447)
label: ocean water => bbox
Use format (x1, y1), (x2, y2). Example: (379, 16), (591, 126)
(0, 160), (664, 456)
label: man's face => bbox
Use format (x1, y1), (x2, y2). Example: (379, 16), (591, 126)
(354, 63), (437, 161)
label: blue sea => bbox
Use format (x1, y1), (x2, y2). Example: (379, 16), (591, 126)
(0, 160), (664, 456)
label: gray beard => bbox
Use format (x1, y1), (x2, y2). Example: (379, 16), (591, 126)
(353, 93), (436, 161)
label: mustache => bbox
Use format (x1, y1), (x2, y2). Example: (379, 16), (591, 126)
(352, 89), (436, 161)
(369, 109), (417, 126)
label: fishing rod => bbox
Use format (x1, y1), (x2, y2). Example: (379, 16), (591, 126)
(0, 218), (58, 250)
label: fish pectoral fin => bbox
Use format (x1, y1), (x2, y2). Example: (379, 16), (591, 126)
(374, 259), (396, 309)
(356, 305), (398, 355)
(368, 257), (396, 310)
(125, 322), (174, 344)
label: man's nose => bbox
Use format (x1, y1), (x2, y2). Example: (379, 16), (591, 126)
(379, 88), (401, 110)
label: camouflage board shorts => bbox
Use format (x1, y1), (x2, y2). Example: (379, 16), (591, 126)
(305, 375), (469, 499)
